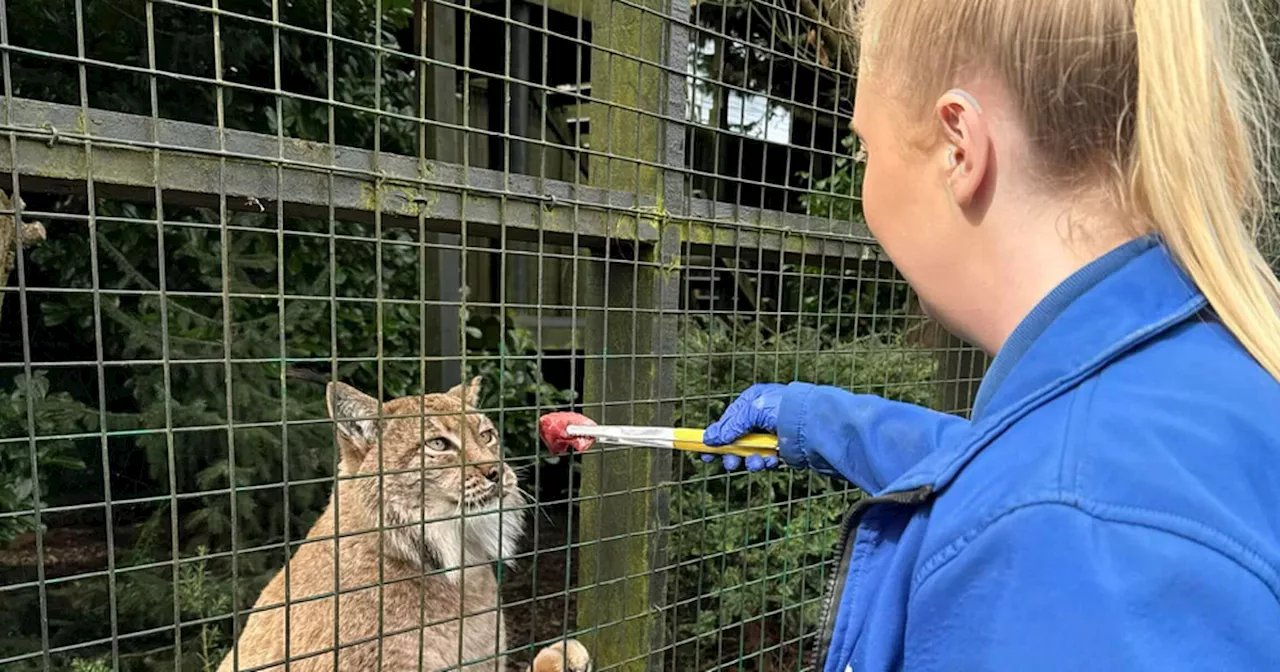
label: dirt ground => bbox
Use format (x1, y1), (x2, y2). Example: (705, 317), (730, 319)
(499, 506), (580, 669)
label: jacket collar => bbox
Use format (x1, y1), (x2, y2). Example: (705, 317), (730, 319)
(886, 240), (1208, 495)
(970, 235), (1158, 420)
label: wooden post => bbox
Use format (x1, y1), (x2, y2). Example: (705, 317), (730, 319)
(415, 0), (462, 391)
(576, 0), (677, 669)
(577, 246), (670, 672)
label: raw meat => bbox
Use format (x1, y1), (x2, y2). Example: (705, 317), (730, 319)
(539, 412), (596, 455)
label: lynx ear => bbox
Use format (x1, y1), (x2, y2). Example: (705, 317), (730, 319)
(447, 376), (482, 408)
(326, 382), (381, 448)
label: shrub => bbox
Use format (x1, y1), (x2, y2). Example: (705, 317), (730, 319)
(466, 324), (578, 462)
(798, 134), (865, 225)
(666, 315), (937, 670)
(0, 372), (91, 545)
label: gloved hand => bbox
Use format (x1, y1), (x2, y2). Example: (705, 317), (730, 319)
(700, 383), (785, 472)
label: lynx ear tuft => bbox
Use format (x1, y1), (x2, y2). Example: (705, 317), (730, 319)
(326, 382), (381, 446)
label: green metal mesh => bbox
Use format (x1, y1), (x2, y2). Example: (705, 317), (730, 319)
(0, 0), (985, 670)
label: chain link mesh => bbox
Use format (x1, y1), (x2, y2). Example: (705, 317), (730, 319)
(0, 0), (986, 670)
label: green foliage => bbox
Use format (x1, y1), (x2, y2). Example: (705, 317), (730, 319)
(666, 313), (937, 669)
(798, 134), (865, 223)
(5, 0), (419, 152)
(466, 325), (578, 461)
(0, 372), (90, 545)
(0, 541), (241, 671)
(70, 658), (112, 672)
(177, 548), (234, 672)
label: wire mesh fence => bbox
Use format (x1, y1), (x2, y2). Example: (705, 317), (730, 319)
(0, 0), (985, 670)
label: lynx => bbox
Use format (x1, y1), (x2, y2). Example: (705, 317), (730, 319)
(216, 378), (590, 672)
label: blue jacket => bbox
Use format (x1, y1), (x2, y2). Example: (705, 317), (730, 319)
(777, 237), (1280, 671)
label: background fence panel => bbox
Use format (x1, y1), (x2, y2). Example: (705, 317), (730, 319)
(0, 0), (987, 671)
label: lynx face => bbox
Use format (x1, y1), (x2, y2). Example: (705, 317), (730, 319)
(327, 378), (526, 573)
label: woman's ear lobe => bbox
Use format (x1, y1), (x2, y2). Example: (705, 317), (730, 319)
(946, 146), (986, 207)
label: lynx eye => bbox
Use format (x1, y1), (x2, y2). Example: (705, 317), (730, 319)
(479, 429), (497, 445)
(422, 438), (451, 456)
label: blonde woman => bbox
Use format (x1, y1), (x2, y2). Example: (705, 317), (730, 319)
(702, 1), (1280, 669)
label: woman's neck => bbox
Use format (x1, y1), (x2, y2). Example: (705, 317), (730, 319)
(967, 202), (1142, 355)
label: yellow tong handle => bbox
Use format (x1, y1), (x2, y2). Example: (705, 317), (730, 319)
(671, 428), (779, 459)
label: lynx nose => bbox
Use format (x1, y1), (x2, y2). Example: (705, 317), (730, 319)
(481, 463), (502, 484)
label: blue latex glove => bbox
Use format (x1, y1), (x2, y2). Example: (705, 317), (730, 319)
(700, 383), (785, 471)
(700, 452), (780, 471)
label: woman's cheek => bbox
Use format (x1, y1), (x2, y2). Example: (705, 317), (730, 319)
(860, 164), (889, 240)
(860, 163), (917, 280)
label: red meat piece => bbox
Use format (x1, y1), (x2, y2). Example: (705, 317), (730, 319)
(539, 412), (596, 455)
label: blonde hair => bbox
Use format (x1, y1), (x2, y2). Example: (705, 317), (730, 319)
(854, 0), (1280, 380)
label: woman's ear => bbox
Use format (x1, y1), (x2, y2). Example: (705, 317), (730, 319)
(934, 89), (991, 208)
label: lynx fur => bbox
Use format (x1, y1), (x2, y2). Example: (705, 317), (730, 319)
(216, 378), (589, 672)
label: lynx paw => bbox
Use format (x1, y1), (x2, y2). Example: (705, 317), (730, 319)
(531, 638), (591, 672)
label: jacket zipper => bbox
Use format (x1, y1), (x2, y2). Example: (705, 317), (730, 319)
(806, 485), (934, 672)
